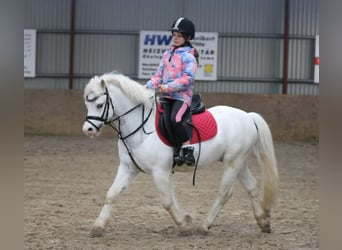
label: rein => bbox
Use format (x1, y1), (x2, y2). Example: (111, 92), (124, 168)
(109, 103), (153, 173)
(185, 121), (202, 186)
(85, 87), (154, 173)
(109, 102), (154, 140)
(108, 102), (154, 174)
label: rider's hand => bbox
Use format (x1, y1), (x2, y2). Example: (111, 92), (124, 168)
(158, 85), (167, 93)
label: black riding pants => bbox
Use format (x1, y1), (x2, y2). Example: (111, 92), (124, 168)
(160, 98), (192, 146)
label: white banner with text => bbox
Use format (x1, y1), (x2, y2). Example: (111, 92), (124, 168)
(24, 29), (37, 77)
(138, 31), (218, 81)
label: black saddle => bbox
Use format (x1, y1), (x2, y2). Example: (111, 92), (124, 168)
(190, 93), (205, 114)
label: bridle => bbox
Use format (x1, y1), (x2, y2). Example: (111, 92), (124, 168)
(85, 86), (154, 173)
(85, 87), (154, 134)
(85, 87), (115, 132)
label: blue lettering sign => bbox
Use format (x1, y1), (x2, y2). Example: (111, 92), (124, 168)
(144, 35), (156, 45)
(157, 35), (172, 45)
(144, 34), (172, 45)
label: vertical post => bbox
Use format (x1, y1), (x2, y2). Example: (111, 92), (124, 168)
(68, 0), (76, 90)
(282, 0), (290, 94)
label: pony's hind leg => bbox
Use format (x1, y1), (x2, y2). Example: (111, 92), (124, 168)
(238, 166), (271, 233)
(152, 169), (194, 236)
(199, 160), (242, 235)
(90, 164), (138, 237)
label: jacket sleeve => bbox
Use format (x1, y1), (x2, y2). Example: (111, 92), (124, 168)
(164, 52), (197, 91)
(145, 53), (166, 89)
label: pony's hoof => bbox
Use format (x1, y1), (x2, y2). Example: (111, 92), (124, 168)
(255, 214), (271, 233)
(261, 226), (272, 233)
(178, 214), (194, 236)
(197, 224), (209, 235)
(90, 226), (104, 237)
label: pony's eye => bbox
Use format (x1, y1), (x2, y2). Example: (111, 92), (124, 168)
(96, 103), (104, 109)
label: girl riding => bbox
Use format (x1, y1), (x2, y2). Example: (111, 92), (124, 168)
(145, 17), (199, 166)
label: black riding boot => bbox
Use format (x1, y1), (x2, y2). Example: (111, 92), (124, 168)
(182, 146), (195, 166)
(174, 154), (184, 166)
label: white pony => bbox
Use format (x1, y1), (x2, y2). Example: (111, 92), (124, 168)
(82, 73), (278, 237)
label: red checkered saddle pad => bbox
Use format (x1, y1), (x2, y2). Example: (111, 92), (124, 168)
(155, 108), (218, 146)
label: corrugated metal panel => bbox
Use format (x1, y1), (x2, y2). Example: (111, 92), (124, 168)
(74, 77), (148, 90)
(195, 80), (319, 95)
(74, 33), (138, 76)
(288, 39), (314, 80)
(73, 78), (91, 90)
(24, 0), (319, 95)
(75, 0), (183, 31)
(185, 0), (283, 34)
(219, 37), (282, 79)
(36, 33), (70, 74)
(290, 0), (319, 35)
(25, 0), (70, 29)
(195, 80), (280, 94)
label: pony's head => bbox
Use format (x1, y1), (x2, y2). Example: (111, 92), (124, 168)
(82, 75), (114, 137)
(82, 73), (153, 137)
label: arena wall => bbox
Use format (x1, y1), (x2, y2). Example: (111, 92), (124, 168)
(24, 90), (318, 140)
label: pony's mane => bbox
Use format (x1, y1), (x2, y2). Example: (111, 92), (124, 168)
(91, 73), (153, 106)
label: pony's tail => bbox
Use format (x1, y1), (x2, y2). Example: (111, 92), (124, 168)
(249, 112), (279, 211)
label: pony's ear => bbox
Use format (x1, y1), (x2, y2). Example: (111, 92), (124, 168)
(100, 79), (106, 89)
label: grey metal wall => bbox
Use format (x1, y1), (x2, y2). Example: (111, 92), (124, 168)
(24, 0), (319, 95)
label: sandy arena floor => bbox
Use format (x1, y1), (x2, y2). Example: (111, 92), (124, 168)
(24, 135), (318, 250)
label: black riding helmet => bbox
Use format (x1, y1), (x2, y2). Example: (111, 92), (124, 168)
(170, 17), (195, 40)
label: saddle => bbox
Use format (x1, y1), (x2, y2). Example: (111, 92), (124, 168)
(155, 93), (217, 147)
(190, 93), (206, 114)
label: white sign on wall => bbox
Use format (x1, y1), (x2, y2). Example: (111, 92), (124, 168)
(24, 29), (37, 77)
(314, 35), (319, 84)
(138, 31), (218, 81)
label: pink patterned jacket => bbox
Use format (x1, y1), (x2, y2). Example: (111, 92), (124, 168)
(146, 45), (197, 107)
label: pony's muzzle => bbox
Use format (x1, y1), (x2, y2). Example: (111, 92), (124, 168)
(82, 122), (100, 137)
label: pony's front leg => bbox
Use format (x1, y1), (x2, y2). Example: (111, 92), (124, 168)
(152, 170), (194, 236)
(91, 164), (138, 237)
